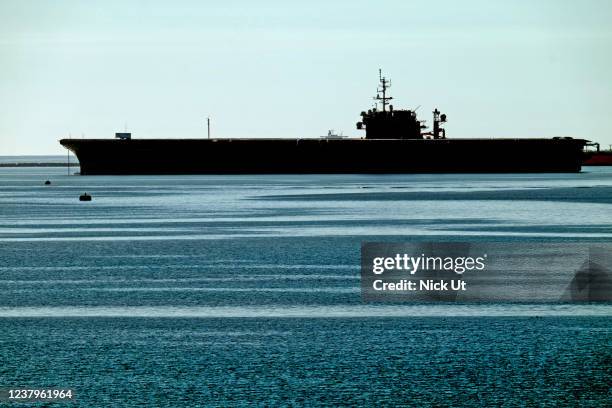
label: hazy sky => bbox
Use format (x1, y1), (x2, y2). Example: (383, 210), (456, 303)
(1, 0), (611, 154)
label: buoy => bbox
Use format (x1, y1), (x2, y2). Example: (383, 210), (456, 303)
(44, 180), (51, 185)
(79, 193), (92, 201)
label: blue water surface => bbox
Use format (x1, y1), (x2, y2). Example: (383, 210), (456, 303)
(0, 166), (611, 406)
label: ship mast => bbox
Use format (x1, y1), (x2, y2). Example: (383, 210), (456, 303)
(374, 69), (393, 112)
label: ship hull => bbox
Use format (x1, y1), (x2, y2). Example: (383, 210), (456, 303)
(583, 151), (612, 166)
(60, 138), (587, 175)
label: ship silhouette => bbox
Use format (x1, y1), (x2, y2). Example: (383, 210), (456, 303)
(60, 71), (588, 175)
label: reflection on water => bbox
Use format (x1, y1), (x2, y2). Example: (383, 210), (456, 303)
(2, 168), (612, 241)
(1, 304), (611, 317)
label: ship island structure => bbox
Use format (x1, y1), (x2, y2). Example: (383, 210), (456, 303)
(60, 72), (589, 175)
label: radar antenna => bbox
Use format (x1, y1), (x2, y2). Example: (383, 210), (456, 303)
(374, 69), (393, 112)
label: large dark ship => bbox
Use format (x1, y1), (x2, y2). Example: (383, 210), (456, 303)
(60, 72), (588, 175)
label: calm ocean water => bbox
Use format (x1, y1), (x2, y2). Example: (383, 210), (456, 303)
(1, 166), (611, 406)
(0, 155), (73, 164)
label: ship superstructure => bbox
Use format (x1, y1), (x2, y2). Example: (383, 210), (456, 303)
(358, 70), (446, 140)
